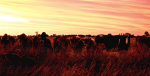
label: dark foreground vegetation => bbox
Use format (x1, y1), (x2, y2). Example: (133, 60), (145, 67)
(0, 34), (150, 76)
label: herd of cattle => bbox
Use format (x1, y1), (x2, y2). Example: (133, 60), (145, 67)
(0, 32), (150, 55)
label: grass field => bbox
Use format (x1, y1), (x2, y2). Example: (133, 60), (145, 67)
(0, 36), (150, 76)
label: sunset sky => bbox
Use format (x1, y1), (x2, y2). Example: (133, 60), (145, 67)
(0, 0), (150, 36)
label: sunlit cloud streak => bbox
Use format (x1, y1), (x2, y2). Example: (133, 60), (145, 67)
(0, 15), (28, 22)
(0, 0), (150, 35)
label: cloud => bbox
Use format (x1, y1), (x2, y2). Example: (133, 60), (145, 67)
(0, 0), (150, 35)
(0, 15), (28, 22)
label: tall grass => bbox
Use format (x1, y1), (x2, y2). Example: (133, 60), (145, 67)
(0, 40), (150, 76)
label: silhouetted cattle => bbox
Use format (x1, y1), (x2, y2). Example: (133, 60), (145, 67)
(82, 37), (91, 46)
(86, 38), (97, 51)
(39, 32), (52, 50)
(95, 34), (131, 51)
(53, 35), (70, 53)
(70, 36), (85, 52)
(118, 35), (130, 50)
(1, 34), (9, 46)
(84, 38), (97, 57)
(75, 39), (84, 51)
(95, 34), (105, 46)
(70, 36), (80, 47)
(17, 33), (33, 48)
(82, 37), (97, 50)
(1, 34), (16, 48)
(53, 35), (61, 50)
(32, 32), (52, 51)
(104, 35), (120, 50)
(53, 35), (74, 62)
(136, 36), (150, 48)
(95, 34), (120, 50)
(32, 36), (44, 49)
(8, 36), (16, 45)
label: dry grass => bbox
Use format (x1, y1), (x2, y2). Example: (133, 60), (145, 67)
(0, 37), (150, 76)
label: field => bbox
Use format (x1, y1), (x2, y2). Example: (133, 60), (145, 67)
(0, 36), (150, 76)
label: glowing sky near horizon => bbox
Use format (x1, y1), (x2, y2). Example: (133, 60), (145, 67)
(0, 0), (150, 35)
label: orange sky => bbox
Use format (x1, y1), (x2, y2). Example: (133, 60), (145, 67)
(0, 0), (150, 36)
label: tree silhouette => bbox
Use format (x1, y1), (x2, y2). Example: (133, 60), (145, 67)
(144, 31), (149, 36)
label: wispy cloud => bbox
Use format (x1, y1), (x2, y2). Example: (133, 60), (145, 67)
(0, 0), (150, 35)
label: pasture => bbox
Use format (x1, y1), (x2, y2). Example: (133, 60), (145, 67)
(0, 36), (150, 76)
